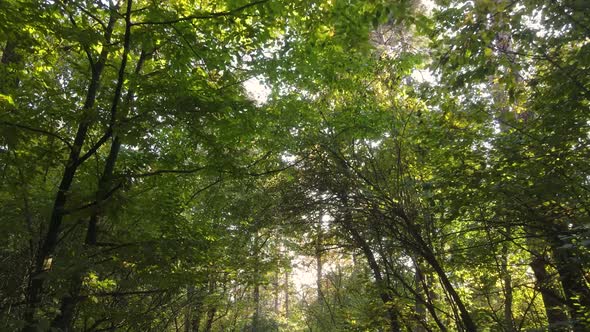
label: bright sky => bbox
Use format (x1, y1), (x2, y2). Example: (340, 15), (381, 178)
(244, 76), (271, 105)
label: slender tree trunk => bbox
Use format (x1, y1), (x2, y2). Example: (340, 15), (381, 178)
(343, 214), (401, 332)
(253, 281), (260, 330)
(185, 286), (204, 332)
(1, 40), (19, 65)
(315, 219), (323, 303)
(549, 229), (590, 329)
(1, 40), (21, 90)
(421, 244), (476, 332)
(420, 266), (447, 332)
(185, 286), (194, 332)
(284, 270), (289, 319)
(24, 65), (94, 332)
(48, 5), (140, 330)
(488, 0), (584, 327)
(501, 231), (515, 332)
(49, 275), (82, 332)
(405, 222), (476, 332)
(414, 258), (426, 332)
(525, 223), (590, 329)
(274, 268), (279, 314)
(204, 276), (216, 332)
(529, 255), (569, 330)
(192, 304), (203, 332)
(493, 0), (588, 325)
(252, 234), (261, 331)
(204, 307), (216, 332)
(21, 10), (118, 329)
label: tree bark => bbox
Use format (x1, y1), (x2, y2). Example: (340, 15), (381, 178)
(1, 40), (19, 65)
(316, 218), (323, 303)
(413, 258), (426, 332)
(500, 233), (515, 332)
(21, 9), (118, 330)
(549, 229), (590, 330)
(204, 307), (216, 332)
(403, 220), (477, 332)
(529, 255), (569, 331)
(252, 280), (260, 330)
(284, 270), (289, 319)
(48, 4), (141, 330)
(185, 285), (194, 332)
(1, 40), (21, 90)
(341, 209), (401, 332)
(252, 234), (261, 331)
(274, 268), (279, 314)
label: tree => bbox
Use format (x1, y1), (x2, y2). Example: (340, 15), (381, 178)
(2, 0), (589, 331)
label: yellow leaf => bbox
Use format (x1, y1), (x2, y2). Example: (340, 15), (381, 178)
(0, 94), (15, 106)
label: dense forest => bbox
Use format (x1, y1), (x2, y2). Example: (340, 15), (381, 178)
(1, 0), (589, 331)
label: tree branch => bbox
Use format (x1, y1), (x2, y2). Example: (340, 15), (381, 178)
(132, 0), (268, 26)
(128, 166), (208, 178)
(0, 121), (72, 150)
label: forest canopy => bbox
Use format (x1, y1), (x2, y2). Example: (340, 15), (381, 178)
(1, 0), (589, 331)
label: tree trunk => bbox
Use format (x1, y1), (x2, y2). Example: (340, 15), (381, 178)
(1, 40), (21, 90)
(406, 222), (476, 332)
(529, 255), (569, 331)
(252, 233), (261, 331)
(274, 268), (279, 314)
(204, 307), (216, 332)
(413, 258), (426, 332)
(550, 230), (590, 329)
(185, 286), (194, 332)
(253, 281), (260, 330)
(49, 274), (82, 332)
(343, 214), (401, 332)
(420, 265), (448, 332)
(21, 10), (118, 329)
(204, 276), (217, 332)
(185, 286), (204, 332)
(316, 219), (323, 303)
(500, 233), (515, 332)
(284, 270), (289, 319)
(48, 5), (140, 330)
(1, 40), (19, 65)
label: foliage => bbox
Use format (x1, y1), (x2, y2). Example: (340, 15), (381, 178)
(1, 0), (589, 331)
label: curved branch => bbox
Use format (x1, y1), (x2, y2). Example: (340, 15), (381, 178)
(0, 121), (72, 150)
(132, 0), (267, 26)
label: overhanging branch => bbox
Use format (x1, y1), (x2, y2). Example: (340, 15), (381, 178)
(0, 121), (73, 150)
(132, 0), (268, 26)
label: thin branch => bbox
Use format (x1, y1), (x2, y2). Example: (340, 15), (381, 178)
(80, 5), (108, 31)
(0, 121), (72, 150)
(76, 0), (134, 168)
(62, 181), (123, 215)
(185, 177), (223, 204)
(76, 128), (113, 166)
(131, 0), (268, 26)
(87, 289), (168, 297)
(246, 156), (307, 176)
(128, 166), (207, 178)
